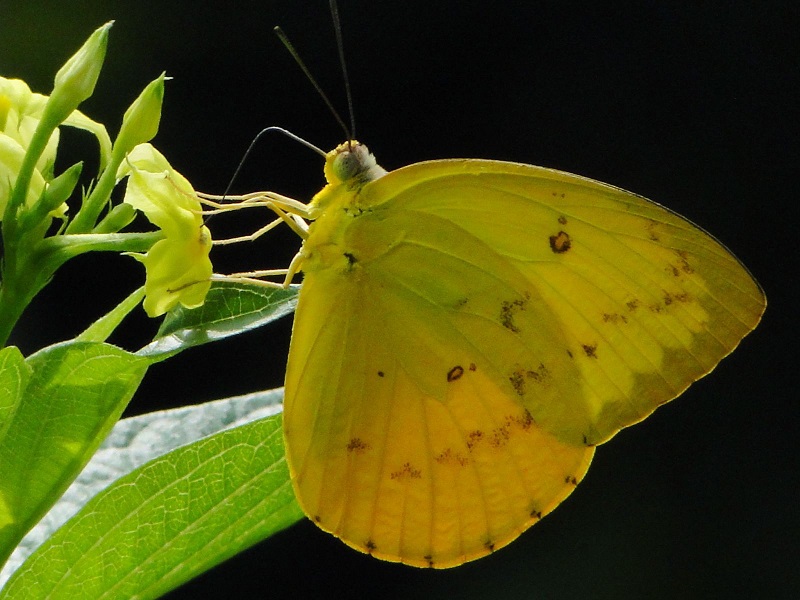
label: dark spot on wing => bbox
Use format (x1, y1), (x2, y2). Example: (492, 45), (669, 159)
(478, 409), (537, 449)
(424, 555), (435, 568)
(500, 294), (529, 333)
(485, 540), (496, 553)
(565, 475), (578, 485)
(509, 363), (549, 397)
(489, 423), (511, 448)
(346, 438), (371, 454)
(365, 539), (377, 553)
(675, 249), (695, 274)
(377, 370), (385, 377)
(469, 363), (477, 371)
(434, 448), (470, 467)
(566, 349), (574, 359)
(551, 191), (566, 198)
(549, 230), (572, 254)
(558, 215), (568, 225)
(466, 430), (484, 450)
(626, 299), (640, 312)
(343, 252), (357, 266)
(313, 515), (321, 523)
(447, 365), (465, 382)
(516, 408), (535, 429)
(649, 289), (694, 314)
(667, 254), (695, 277)
(645, 220), (660, 241)
(390, 462), (422, 480)
(526, 363), (550, 383)
(453, 297), (469, 309)
(530, 506), (542, 519)
(602, 312), (628, 324)
(343, 205), (366, 216)
(509, 370), (526, 396)
(582, 343), (598, 358)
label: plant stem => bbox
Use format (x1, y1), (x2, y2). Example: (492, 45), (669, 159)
(65, 143), (125, 234)
(0, 231), (161, 347)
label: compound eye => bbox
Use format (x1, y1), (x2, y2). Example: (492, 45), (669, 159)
(333, 145), (365, 181)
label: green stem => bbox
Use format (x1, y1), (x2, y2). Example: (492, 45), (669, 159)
(0, 283), (30, 350)
(0, 102), (74, 347)
(65, 143), (125, 234)
(0, 231), (162, 347)
(1, 119), (55, 257)
(2, 129), (52, 224)
(38, 231), (162, 260)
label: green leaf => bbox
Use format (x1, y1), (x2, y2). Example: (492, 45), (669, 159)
(0, 411), (302, 600)
(139, 281), (298, 358)
(0, 341), (150, 567)
(76, 287), (145, 344)
(0, 347), (31, 442)
(0, 388), (284, 586)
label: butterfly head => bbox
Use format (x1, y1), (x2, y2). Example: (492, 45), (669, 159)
(309, 141), (388, 213)
(324, 141), (387, 188)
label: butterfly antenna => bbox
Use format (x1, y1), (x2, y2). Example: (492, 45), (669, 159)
(213, 126), (325, 214)
(329, 0), (356, 143)
(274, 25), (352, 142)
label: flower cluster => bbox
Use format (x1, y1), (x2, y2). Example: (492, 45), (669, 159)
(1, 21), (215, 345)
(0, 76), (109, 222)
(118, 144), (212, 316)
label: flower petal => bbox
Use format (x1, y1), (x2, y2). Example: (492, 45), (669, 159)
(139, 226), (212, 317)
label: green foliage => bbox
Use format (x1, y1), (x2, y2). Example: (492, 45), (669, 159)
(0, 395), (301, 600)
(0, 283), (301, 594)
(0, 21), (304, 598)
(144, 281), (299, 358)
(0, 347), (29, 441)
(0, 341), (151, 565)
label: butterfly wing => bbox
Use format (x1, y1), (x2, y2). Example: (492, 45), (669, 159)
(284, 159), (765, 567)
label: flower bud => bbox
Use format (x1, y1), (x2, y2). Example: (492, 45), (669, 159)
(94, 201), (137, 234)
(115, 73), (165, 156)
(39, 161), (82, 214)
(49, 21), (112, 123)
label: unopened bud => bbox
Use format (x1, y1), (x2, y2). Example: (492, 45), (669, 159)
(115, 73), (166, 156)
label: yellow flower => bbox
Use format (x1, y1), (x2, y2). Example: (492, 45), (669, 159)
(118, 143), (212, 317)
(0, 134), (46, 221)
(0, 75), (111, 220)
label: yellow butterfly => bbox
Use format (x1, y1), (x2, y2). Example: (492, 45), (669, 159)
(276, 140), (765, 568)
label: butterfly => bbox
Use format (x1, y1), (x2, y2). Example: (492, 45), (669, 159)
(276, 140), (766, 568)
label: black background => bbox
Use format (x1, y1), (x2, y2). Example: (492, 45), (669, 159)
(2, 1), (797, 598)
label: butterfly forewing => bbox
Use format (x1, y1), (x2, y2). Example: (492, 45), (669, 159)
(359, 160), (765, 443)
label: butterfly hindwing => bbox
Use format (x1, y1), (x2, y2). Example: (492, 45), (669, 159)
(285, 209), (594, 566)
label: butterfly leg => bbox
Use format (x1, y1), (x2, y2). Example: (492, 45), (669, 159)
(210, 245), (304, 289)
(197, 191), (314, 219)
(209, 272), (291, 289)
(202, 192), (311, 245)
(281, 249), (306, 288)
(212, 216), (287, 245)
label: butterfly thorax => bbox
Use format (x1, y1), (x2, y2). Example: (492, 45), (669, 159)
(301, 141), (390, 276)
